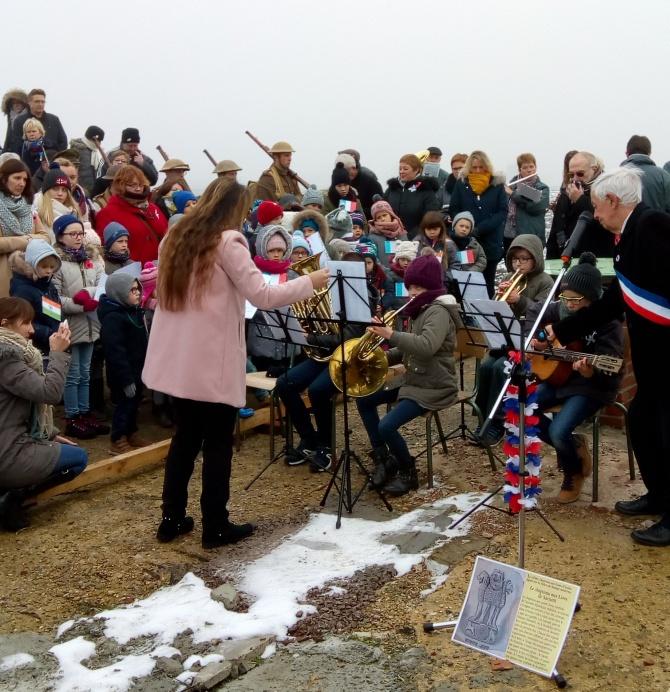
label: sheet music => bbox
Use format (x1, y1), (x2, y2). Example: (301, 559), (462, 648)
(452, 269), (489, 303)
(263, 306), (309, 345)
(307, 233), (330, 267)
(245, 273), (281, 319)
(465, 299), (521, 350)
(327, 261), (371, 323)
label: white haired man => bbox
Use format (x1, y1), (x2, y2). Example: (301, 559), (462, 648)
(545, 167), (670, 547)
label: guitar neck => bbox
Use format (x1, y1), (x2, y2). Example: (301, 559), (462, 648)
(547, 350), (596, 365)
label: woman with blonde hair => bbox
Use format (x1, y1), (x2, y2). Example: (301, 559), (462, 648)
(143, 178), (329, 549)
(448, 150), (508, 297)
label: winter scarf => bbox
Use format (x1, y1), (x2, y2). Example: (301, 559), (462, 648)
(0, 192), (33, 236)
(0, 327), (53, 440)
(390, 260), (406, 278)
(404, 290), (447, 320)
(104, 248), (130, 265)
(22, 138), (46, 161)
(61, 245), (88, 263)
(371, 217), (404, 239)
(467, 172), (491, 195)
(122, 189), (150, 209)
(327, 185), (357, 208)
(253, 256), (291, 274)
(452, 234), (472, 251)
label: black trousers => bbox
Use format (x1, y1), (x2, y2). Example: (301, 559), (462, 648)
(110, 385), (142, 442)
(161, 397), (237, 526)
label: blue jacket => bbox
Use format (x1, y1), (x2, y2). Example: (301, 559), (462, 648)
(448, 176), (508, 261)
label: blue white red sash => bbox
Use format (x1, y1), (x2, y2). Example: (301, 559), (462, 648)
(616, 271), (670, 326)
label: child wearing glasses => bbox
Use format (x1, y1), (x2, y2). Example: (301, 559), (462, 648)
(529, 253), (624, 503)
(52, 214), (108, 440)
(98, 273), (149, 455)
(472, 234), (553, 446)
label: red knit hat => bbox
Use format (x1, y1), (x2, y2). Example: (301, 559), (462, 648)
(404, 254), (443, 290)
(257, 201), (283, 226)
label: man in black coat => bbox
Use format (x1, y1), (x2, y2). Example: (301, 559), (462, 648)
(102, 128), (158, 186)
(546, 167), (670, 547)
(7, 89), (67, 155)
(337, 149), (383, 219)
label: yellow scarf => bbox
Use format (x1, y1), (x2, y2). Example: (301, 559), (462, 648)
(468, 172), (491, 195)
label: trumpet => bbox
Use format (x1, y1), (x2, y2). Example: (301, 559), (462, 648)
(329, 298), (416, 398)
(289, 252), (338, 362)
(495, 269), (527, 301)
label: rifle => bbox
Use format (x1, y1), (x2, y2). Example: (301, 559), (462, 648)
(203, 149), (217, 167)
(244, 130), (309, 189)
(156, 145), (191, 192)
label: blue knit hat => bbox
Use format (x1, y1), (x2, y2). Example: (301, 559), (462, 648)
(52, 214), (83, 238)
(173, 190), (197, 214)
(299, 217), (319, 234)
(355, 239), (378, 261)
(25, 238), (61, 270)
(291, 230), (311, 254)
(103, 221), (129, 250)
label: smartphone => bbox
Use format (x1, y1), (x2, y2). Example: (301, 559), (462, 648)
(62, 319), (69, 329)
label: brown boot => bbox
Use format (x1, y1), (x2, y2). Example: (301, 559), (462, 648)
(110, 437), (133, 455)
(557, 472), (584, 504)
(127, 433), (151, 448)
(573, 433), (592, 478)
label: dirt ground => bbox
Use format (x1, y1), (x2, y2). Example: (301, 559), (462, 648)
(1, 391), (668, 691)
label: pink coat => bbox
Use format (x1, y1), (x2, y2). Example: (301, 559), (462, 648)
(142, 231), (312, 406)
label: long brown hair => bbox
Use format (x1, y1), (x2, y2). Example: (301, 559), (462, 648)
(158, 178), (249, 311)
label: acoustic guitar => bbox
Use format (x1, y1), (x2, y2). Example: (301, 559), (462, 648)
(527, 342), (623, 387)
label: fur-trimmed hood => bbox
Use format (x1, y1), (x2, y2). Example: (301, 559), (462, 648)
(291, 209), (331, 244)
(2, 89), (28, 116)
(54, 243), (101, 264)
(9, 250), (38, 280)
(254, 223), (292, 261)
(385, 175), (440, 193)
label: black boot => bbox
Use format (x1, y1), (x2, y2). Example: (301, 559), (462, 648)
(0, 490), (30, 532)
(156, 515), (195, 543)
(202, 521), (255, 549)
(383, 460), (419, 496)
(369, 447), (396, 489)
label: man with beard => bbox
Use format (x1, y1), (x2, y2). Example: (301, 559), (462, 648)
(103, 128), (159, 186)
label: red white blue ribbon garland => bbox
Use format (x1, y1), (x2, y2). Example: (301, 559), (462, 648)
(502, 351), (542, 513)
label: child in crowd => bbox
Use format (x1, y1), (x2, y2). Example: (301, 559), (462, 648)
(98, 273), (149, 455)
(20, 119), (49, 175)
(325, 207), (353, 240)
(530, 253), (624, 503)
(172, 190), (198, 215)
(473, 234), (553, 446)
(367, 199), (407, 269)
(324, 162), (361, 214)
(448, 211), (487, 272)
(291, 209), (331, 260)
(355, 239), (386, 308)
(383, 240), (418, 310)
(290, 230), (311, 263)
(416, 211), (457, 265)
(102, 222), (132, 274)
(256, 200), (283, 228)
(301, 185), (325, 211)
(9, 239), (62, 355)
(341, 211), (366, 243)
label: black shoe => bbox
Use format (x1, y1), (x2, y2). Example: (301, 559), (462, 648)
(309, 447), (332, 473)
(631, 518), (670, 547)
(615, 495), (662, 516)
(480, 424), (505, 447)
(369, 447), (394, 489)
(285, 441), (315, 467)
(156, 516), (195, 543)
(0, 491), (30, 532)
(383, 464), (419, 496)
(202, 521), (255, 549)
(65, 416), (97, 440)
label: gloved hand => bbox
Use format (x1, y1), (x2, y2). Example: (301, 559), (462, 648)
(123, 383), (137, 398)
(72, 290), (98, 312)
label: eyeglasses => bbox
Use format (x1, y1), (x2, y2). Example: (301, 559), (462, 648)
(129, 287), (141, 294)
(63, 232), (84, 238)
(558, 293), (584, 304)
(511, 256), (533, 263)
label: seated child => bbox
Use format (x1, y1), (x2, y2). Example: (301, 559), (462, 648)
(416, 211), (456, 266)
(324, 162), (362, 214)
(367, 200), (407, 269)
(98, 273), (149, 455)
(449, 211), (487, 272)
(530, 253), (623, 503)
(382, 240), (418, 311)
(341, 211), (366, 243)
(301, 185), (325, 212)
(290, 230), (311, 264)
(473, 234), (553, 446)
(355, 240), (387, 305)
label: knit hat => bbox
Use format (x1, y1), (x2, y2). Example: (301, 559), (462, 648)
(106, 271), (141, 308)
(350, 211), (366, 229)
(371, 199), (395, 220)
(394, 240), (419, 262)
(121, 127), (140, 143)
(85, 125), (104, 141)
(52, 214), (83, 238)
(103, 222), (129, 250)
(335, 153), (357, 170)
(331, 162), (350, 186)
(25, 238), (61, 271)
(42, 164), (71, 193)
(355, 239), (377, 261)
(404, 254), (443, 290)
(301, 185), (324, 208)
(451, 211), (475, 230)
(257, 200), (283, 226)
(291, 230), (311, 254)
(266, 229), (288, 253)
(299, 217), (319, 234)
(140, 261), (158, 307)
(172, 190), (197, 214)
(325, 207), (353, 238)
(562, 252), (602, 302)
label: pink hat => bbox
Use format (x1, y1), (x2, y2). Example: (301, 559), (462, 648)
(266, 232), (288, 253)
(140, 261), (158, 308)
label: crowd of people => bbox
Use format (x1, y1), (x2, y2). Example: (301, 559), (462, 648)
(1, 85), (669, 549)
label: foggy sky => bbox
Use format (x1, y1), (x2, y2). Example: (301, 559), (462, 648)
(6, 0), (670, 194)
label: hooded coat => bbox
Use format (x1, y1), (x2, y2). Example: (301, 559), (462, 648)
(0, 344), (69, 488)
(384, 176), (441, 239)
(9, 250), (62, 354)
(290, 209), (333, 259)
(2, 89), (28, 151)
(621, 154), (670, 213)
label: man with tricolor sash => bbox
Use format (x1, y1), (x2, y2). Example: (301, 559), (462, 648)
(547, 167), (670, 547)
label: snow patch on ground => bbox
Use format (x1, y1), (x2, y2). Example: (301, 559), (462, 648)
(0, 652), (34, 672)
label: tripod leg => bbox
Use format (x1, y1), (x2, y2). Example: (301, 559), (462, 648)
(448, 485), (504, 530)
(426, 415), (434, 489)
(532, 508), (566, 542)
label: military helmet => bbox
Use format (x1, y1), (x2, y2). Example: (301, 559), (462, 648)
(160, 158), (190, 172)
(213, 159), (242, 174)
(269, 141), (295, 154)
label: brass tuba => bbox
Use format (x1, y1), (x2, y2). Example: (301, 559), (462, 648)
(329, 297), (416, 398)
(495, 269), (527, 301)
(289, 252), (338, 362)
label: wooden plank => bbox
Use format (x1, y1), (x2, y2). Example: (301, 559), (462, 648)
(245, 372), (277, 391)
(34, 439), (172, 503)
(239, 405), (272, 433)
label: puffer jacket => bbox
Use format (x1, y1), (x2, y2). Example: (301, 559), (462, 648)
(384, 176), (441, 239)
(52, 244), (104, 344)
(386, 295), (458, 410)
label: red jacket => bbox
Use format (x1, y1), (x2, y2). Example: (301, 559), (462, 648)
(95, 195), (167, 266)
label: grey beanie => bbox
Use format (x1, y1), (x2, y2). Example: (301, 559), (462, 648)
(105, 272), (141, 307)
(451, 211), (475, 230)
(325, 207), (353, 239)
(25, 239), (61, 270)
(301, 185), (324, 208)
(562, 252), (602, 302)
